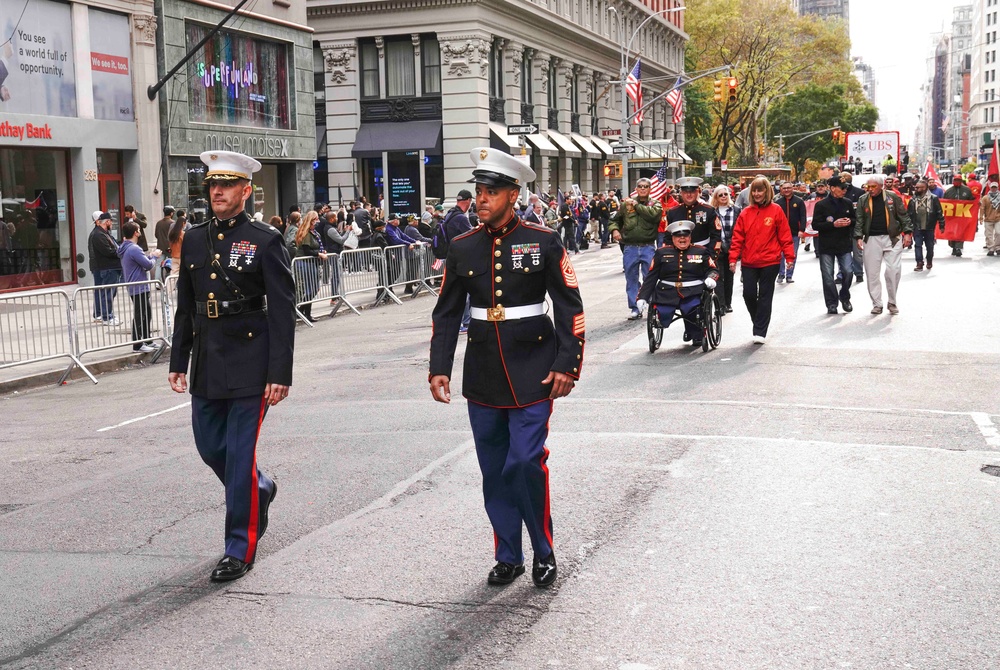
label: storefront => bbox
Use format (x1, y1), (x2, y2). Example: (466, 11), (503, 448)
(0, 0), (158, 292)
(159, 1), (315, 221)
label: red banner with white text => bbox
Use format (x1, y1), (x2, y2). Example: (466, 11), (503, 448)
(938, 199), (979, 242)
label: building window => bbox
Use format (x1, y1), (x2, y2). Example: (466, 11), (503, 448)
(386, 39), (415, 97)
(547, 60), (558, 111)
(360, 41), (379, 98)
(423, 37), (441, 94)
(521, 52), (533, 105)
(0, 149), (74, 291)
(489, 40), (504, 99)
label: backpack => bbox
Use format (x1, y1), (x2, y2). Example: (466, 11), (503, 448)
(431, 210), (458, 260)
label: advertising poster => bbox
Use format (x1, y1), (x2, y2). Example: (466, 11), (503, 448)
(0, 0), (77, 117)
(186, 23), (290, 130)
(844, 132), (900, 173)
(89, 8), (133, 122)
(388, 152), (421, 218)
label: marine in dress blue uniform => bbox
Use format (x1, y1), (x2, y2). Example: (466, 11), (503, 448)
(666, 177), (722, 253)
(636, 220), (720, 345)
(429, 148), (585, 588)
(168, 151), (295, 582)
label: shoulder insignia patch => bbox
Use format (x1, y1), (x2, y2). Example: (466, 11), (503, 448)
(560, 252), (579, 288)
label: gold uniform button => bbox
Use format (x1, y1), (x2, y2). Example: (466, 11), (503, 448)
(247, 332), (253, 338)
(579, 341), (583, 346)
(229, 222), (235, 227)
(495, 263), (502, 270)
(495, 290), (503, 297)
(468, 270), (474, 276)
(494, 250), (502, 257)
(524, 268), (530, 273)
(215, 254), (220, 260)
(573, 367), (578, 373)
(210, 273), (217, 279)
(237, 266), (243, 271)
(189, 263), (195, 269)
(494, 239), (501, 245)
(208, 292), (215, 299)
(495, 276), (502, 283)
(538, 336), (543, 341)
(217, 234), (224, 240)
(577, 354), (582, 360)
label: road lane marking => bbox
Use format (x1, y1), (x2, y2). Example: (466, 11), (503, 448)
(970, 412), (1000, 447)
(97, 402), (190, 432)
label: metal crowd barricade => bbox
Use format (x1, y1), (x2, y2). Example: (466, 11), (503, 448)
(336, 246), (400, 311)
(418, 245), (443, 297)
(0, 288), (97, 384)
(162, 274), (179, 343)
(290, 254), (350, 326)
(381, 244), (426, 301)
(71, 279), (169, 368)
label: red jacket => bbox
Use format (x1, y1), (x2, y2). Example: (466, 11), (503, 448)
(729, 202), (795, 269)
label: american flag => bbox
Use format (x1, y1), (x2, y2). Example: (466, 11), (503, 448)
(665, 77), (683, 124)
(631, 163), (669, 200)
(626, 60), (643, 125)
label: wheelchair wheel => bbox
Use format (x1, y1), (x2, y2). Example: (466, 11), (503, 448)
(703, 291), (723, 350)
(647, 307), (663, 353)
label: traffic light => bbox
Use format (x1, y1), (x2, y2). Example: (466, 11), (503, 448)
(603, 163), (621, 178)
(727, 77), (738, 103)
(713, 80), (723, 102)
(832, 130), (840, 143)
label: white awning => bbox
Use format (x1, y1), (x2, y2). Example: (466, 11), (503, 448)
(547, 130), (582, 157)
(590, 136), (616, 157)
(489, 122), (524, 152)
(677, 149), (694, 164)
(570, 133), (603, 159)
(525, 133), (559, 155)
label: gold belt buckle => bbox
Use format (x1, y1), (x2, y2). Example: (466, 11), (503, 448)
(675, 282), (683, 289)
(206, 299), (219, 319)
(486, 305), (506, 322)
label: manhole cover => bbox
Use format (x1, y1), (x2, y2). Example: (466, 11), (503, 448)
(981, 465), (1000, 477)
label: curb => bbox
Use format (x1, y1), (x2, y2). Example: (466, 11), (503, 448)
(0, 350), (166, 396)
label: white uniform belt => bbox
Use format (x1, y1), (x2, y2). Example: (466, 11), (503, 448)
(660, 279), (704, 287)
(470, 303), (545, 321)
(693, 238), (711, 247)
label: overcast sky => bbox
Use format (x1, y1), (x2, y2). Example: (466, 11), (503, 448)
(850, 0), (960, 146)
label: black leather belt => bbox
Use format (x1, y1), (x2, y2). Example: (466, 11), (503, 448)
(195, 296), (266, 318)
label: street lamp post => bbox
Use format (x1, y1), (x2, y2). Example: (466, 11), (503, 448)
(762, 91), (794, 162)
(609, 5), (685, 197)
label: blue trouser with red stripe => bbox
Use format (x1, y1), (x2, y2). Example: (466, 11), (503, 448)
(468, 399), (554, 565)
(192, 394), (275, 564)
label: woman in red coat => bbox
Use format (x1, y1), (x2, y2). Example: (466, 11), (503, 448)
(728, 178), (796, 344)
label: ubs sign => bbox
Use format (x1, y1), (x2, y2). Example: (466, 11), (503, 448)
(204, 133), (290, 158)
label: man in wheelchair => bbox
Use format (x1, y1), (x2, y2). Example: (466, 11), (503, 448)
(636, 220), (719, 347)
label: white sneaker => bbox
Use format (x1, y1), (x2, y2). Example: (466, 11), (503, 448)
(104, 317), (122, 326)
(137, 344), (157, 353)
(752, 335), (766, 345)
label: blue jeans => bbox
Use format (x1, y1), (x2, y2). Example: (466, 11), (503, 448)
(913, 227), (937, 264)
(623, 243), (655, 310)
(779, 235), (800, 279)
(819, 252), (853, 309)
(93, 268), (121, 320)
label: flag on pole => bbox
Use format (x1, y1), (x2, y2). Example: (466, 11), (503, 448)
(665, 77), (684, 124)
(923, 162), (940, 182)
(630, 163), (673, 203)
(24, 194), (45, 210)
(626, 59), (643, 125)
(988, 138), (1000, 183)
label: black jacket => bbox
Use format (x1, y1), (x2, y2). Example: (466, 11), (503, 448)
(775, 194), (807, 237)
(169, 212), (296, 400)
(637, 245), (719, 306)
(906, 193), (946, 232)
(811, 194), (856, 256)
(88, 225), (121, 272)
(430, 216), (585, 408)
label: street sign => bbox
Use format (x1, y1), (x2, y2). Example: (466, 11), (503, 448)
(601, 128), (622, 137)
(705, 161), (713, 177)
(721, 159), (728, 171)
(612, 145), (635, 155)
(507, 124), (539, 135)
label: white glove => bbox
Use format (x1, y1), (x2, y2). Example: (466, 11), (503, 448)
(636, 299), (648, 312)
(704, 278), (717, 289)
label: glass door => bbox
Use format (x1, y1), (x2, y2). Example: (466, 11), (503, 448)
(98, 175), (123, 241)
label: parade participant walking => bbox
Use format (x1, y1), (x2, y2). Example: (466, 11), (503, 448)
(728, 177), (795, 344)
(907, 179), (945, 271)
(839, 172), (865, 284)
(981, 182), (1000, 256)
(168, 151), (294, 582)
(774, 181), (806, 284)
(855, 176), (912, 315)
(811, 175), (856, 314)
(710, 185), (739, 312)
(429, 148), (585, 589)
(667, 177), (721, 254)
(635, 220), (719, 346)
(608, 177), (662, 320)
(943, 175), (974, 257)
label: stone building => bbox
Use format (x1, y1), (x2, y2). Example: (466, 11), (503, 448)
(308, 0), (689, 213)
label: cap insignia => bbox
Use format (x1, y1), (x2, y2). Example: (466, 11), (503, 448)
(480, 149), (488, 160)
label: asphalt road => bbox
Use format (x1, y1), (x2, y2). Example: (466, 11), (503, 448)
(2, 233), (999, 669)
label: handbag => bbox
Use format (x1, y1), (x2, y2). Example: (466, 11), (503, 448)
(343, 230), (359, 249)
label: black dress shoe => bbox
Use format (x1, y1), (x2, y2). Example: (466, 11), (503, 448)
(487, 561), (525, 585)
(532, 553), (557, 588)
(827, 307), (838, 315)
(691, 338), (703, 347)
(210, 556), (252, 582)
(258, 480), (278, 539)
(841, 300), (853, 313)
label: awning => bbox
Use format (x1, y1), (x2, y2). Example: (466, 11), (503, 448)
(490, 122), (529, 154)
(525, 132), (559, 155)
(316, 126), (327, 159)
(570, 133), (602, 159)
(591, 136), (616, 157)
(351, 120), (443, 158)
(677, 149), (694, 164)
(547, 130), (582, 157)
